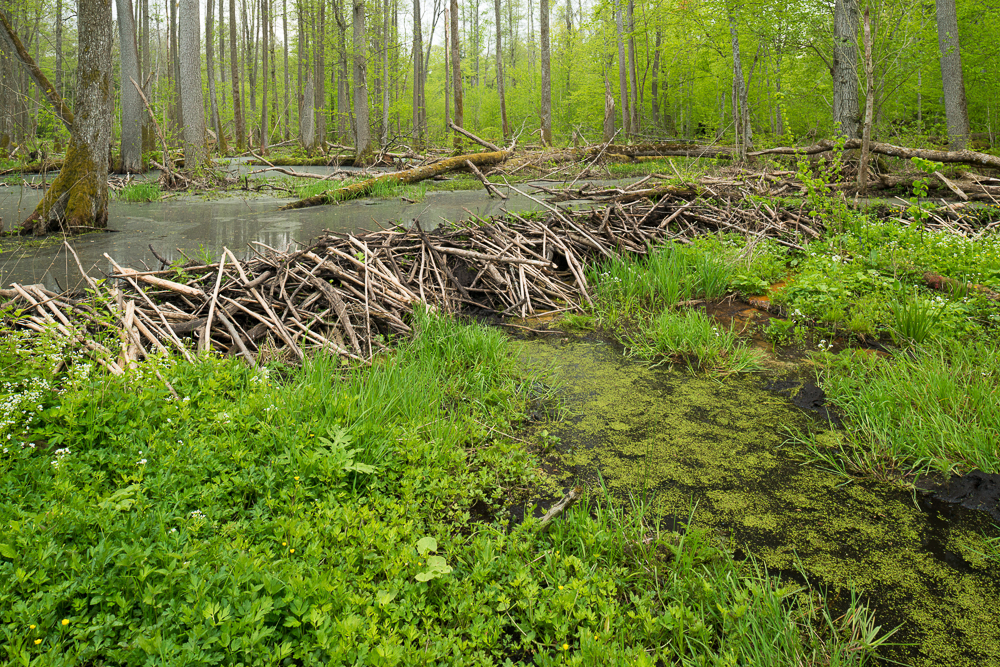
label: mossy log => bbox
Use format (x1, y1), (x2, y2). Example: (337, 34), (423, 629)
(280, 150), (512, 210)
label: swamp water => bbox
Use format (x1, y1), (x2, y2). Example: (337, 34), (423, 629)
(517, 334), (1000, 667)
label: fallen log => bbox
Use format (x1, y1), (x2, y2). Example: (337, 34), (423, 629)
(923, 271), (1000, 301)
(752, 138), (1000, 171)
(280, 150), (512, 210)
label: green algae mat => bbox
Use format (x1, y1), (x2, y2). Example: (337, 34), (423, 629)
(519, 335), (1000, 667)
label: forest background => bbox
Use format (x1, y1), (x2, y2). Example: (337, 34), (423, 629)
(0, 0), (998, 168)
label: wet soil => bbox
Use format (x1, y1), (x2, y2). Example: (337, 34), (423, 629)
(517, 333), (1000, 667)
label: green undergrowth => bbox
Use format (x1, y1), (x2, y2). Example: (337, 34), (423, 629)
(1, 311), (889, 665)
(763, 203), (1000, 480)
(113, 182), (161, 203)
(586, 234), (786, 375)
(801, 338), (1000, 478)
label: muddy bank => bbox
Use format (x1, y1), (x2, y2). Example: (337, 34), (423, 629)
(518, 334), (1000, 667)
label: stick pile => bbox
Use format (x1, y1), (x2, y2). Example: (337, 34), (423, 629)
(3, 192), (995, 370)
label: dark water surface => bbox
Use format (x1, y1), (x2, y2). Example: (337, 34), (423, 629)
(518, 334), (1000, 667)
(1, 178), (567, 291)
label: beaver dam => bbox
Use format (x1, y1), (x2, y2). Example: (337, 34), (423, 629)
(4, 190), (999, 665)
(1, 186), (981, 367)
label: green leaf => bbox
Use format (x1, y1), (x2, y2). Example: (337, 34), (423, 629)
(416, 536), (437, 556)
(0, 543), (16, 559)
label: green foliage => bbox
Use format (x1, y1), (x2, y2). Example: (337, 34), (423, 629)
(631, 308), (766, 375)
(113, 182), (161, 203)
(816, 338), (1000, 476)
(0, 311), (887, 665)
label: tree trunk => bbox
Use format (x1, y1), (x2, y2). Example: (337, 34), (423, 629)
(282, 0), (289, 141)
(334, 0), (350, 142)
(115, 0), (143, 172)
(23, 0), (112, 235)
(935, 0), (970, 150)
(55, 0), (63, 98)
(315, 0), (326, 149)
(614, 1), (629, 136)
(229, 0), (245, 150)
(450, 0), (463, 149)
(493, 0), (508, 140)
(728, 10), (751, 159)
(353, 0), (371, 160)
(833, 0), (859, 138)
(141, 0), (154, 151)
(169, 0), (181, 136)
(603, 78), (615, 142)
(651, 29), (660, 127)
(261, 0), (270, 151)
(412, 0), (424, 145)
(206, 0), (226, 153)
(179, 0), (207, 168)
(858, 8), (874, 192)
(300, 72), (315, 150)
(540, 0), (551, 145)
(381, 0), (390, 146)
(626, 0), (638, 135)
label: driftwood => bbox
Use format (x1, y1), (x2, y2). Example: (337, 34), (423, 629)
(537, 487), (582, 532)
(280, 150), (513, 210)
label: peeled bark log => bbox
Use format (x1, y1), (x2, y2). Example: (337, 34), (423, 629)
(279, 150), (512, 209)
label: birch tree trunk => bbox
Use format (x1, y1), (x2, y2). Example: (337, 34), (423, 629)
(24, 0), (112, 235)
(833, 0), (859, 138)
(935, 0), (970, 150)
(115, 0), (142, 172)
(229, 0), (245, 150)
(540, 0), (551, 145)
(179, 0), (207, 168)
(353, 0), (372, 160)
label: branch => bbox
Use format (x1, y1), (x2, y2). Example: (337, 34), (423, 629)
(0, 9), (73, 131)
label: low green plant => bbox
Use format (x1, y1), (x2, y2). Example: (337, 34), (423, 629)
(818, 338), (1000, 476)
(114, 182), (160, 203)
(631, 308), (765, 375)
(0, 311), (888, 665)
(889, 291), (942, 344)
(557, 313), (596, 331)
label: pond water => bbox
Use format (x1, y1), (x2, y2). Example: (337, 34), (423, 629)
(0, 172), (585, 291)
(518, 334), (1000, 667)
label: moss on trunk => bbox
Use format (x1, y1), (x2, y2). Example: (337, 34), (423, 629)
(21, 137), (108, 235)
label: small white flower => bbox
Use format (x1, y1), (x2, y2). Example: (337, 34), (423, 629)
(137, 459), (147, 465)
